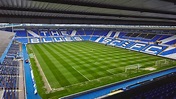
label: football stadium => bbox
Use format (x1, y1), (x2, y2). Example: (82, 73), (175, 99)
(0, 0), (176, 99)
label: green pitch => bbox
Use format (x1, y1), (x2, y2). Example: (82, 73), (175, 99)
(27, 41), (176, 99)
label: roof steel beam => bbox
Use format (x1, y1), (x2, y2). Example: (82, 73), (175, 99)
(0, 14), (176, 26)
(32, 0), (176, 15)
(0, 7), (176, 21)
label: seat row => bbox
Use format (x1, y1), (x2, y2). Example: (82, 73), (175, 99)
(0, 76), (18, 89)
(0, 43), (20, 99)
(2, 89), (18, 99)
(0, 66), (19, 75)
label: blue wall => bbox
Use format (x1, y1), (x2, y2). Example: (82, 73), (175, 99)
(22, 44), (41, 99)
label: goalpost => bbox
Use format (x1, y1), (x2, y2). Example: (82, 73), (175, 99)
(125, 64), (141, 72)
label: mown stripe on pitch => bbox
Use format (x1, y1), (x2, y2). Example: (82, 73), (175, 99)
(31, 45), (61, 87)
(34, 44), (71, 87)
(52, 43), (112, 78)
(71, 43), (161, 66)
(38, 44), (82, 84)
(50, 43), (102, 79)
(66, 42), (133, 58)
(66, 42), (155, 67)
(66, 42), (129, 55)
(46, 43), (94, 80)
(43, 43), (89, 82)
(66, 43), (118, 69)
(43, 44), (88, 82)
(62, 43), (114, 76)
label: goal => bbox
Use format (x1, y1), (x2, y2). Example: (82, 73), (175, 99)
(155, 59), (175, 67)
(155, 59), (168, 67)
(125, 64), (141, 72)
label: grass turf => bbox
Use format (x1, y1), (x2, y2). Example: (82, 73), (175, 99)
(27, 41), (176, 99)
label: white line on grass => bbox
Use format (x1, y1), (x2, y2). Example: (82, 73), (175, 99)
(60, 65), (176, 99)
(71, 66), (90, 81)
(106, 70), (115, 75)
(30, 46), (52, 91)
(54, 71), (125, 91)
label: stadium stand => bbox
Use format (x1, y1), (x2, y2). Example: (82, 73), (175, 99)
(0, 42), (20, 99)
(93, 30), (100, 36)
(81, 36), (91, 41)
(0, 28), (175, 99)
(29, 38), (41, 43)
(97, 37), (105, 43)
(76, 30), (85, 35)
(106, 31), (113, 38)
(141, 44), (168, 55)
(130, 43), (149, 51)
(50, 30), (60, 36)
(90, 36), (99, 41)
(158, 35), (172, 41)
(165, 39), (176, 45)
(97, 30), (109, 36)
(41, 37), (53, 42)
(64, 30), (72, 35)
(1, 0), (176, 99)
(109, 32), (116, 37)
(101, 38), (114, 44)
(84, 30), (93, 35)
(113, 31), (120, 38)
(161, 35), (176, 44)
(160, 47), (176, 58)
(13, 29), (176, 59)
(144, 34), (156, 39)
(39, 30), (51, 36)
(137, 33), (147, 38)
(14, 30), (27, 37)
(93, 30), (109, 36)
(1, 28), (174, 99)
(73, 36), (82, 41)
(130, 33), (139, 38)
(64, 36), (73, 41)
(27, 30), (40, 37)
(117, 32), (126, 38)
(53, 37), (64, 42)
(70, 30), (77, 36)
(103, 72), (176, 99)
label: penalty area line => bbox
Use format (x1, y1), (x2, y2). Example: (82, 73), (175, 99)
(106, 69), (115, 75)
(71, 66), (90, 81)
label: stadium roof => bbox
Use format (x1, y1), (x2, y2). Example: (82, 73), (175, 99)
(0, 0), (176, 25)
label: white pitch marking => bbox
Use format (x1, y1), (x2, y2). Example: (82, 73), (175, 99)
(71, 66), (90, 81)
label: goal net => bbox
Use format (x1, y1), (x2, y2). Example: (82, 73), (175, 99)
(125, 64), (141, 72)
(155, 59), (175, 67)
